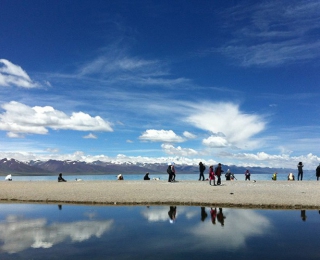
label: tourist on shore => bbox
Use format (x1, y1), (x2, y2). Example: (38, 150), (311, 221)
(288, 172), (295, 181)
(117, 174), (124, 180)
(225, 169), (231, 181)
(144, 172), (150, 180)
(272, 172), (277, 181)
(297, 162), (304, 181)
(171, 163), (176, 181)
(167, 163), (173, 182)
(245, 169), (251, 181)
(199, 161), (206, 181)
(215, 163), (224, 185)
(209, 165), (216, 186)
(316, 163), (320, 181)
(58, 173), (67, 182)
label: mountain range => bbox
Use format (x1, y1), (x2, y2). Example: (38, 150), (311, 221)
(0, 158), (299, 176)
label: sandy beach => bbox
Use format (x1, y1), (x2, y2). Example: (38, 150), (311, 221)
(0, 180), (319, 209)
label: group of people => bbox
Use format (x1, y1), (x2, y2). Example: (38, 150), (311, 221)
(200, 162), (243, 186)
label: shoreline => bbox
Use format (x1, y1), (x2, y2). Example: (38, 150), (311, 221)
(0, 180), (319, 209)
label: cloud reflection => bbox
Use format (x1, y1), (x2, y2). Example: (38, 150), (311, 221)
(0, 215), (114, 254)
(141, 207), (271, 251)
(188, 208), (271, 250)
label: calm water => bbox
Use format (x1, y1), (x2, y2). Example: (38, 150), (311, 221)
(7, 172), (317, 182)
(0, 204), (319, 260)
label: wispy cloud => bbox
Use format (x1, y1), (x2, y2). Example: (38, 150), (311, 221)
(215, 0), (320, 66)
(0, 59), (39, 88)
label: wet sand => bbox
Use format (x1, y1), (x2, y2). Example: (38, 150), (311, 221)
(0, 180), (319, 209)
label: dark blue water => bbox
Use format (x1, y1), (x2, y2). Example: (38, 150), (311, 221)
(0, 204), (319, 259)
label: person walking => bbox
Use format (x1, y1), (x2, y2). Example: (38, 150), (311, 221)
(297, 162), (304, 181)
(215, 163), (224, 185)
(316, 163), (320, 181)
(199, 162), (206, 181)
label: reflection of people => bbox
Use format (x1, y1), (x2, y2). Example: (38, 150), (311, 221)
(301, 210), (307, 221)
(217, 208), (226, 226)
(58, 173), (67, 182)
(316, 164), (320, 181)
(58, 205), (62, 210)
(201, 207), (208, 222)
(168, 206), (177, 223)
(272, 172), (277, 181)
(210, 208), (217, 225)
(297, 162), (304, 181)
(209, 165), (216, 186)
(117, 174), (124, 180)
(288, 173), (295, 181)
(245, 170), (251, 181)
(199, 162), (206, 181)
(215, 163), (224, 185)
(144, 172), (150, 180)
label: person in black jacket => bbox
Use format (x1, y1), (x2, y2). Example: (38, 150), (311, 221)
(215, 163), (224, 185)
(58, 173), (67, 182)
(199, 162), (206, 181)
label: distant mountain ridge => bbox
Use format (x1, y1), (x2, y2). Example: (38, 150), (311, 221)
(0, 157), (299, 176)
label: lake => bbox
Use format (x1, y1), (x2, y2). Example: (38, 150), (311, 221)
(0, 204), (319, 259)
(5, 171), (318, 182)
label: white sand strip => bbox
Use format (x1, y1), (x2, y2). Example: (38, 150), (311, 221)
(0, 180), (319, 209)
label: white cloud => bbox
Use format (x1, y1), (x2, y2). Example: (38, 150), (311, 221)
(161, 144), (198, 157)
(83, 133), (97, 139)
(185, 103), (265, 149)
(183, 131), (196, 139)
(202, 136), (229, 148)
(0, 101), (113, 136)
(139, 129), (185, 143)
(0, 59), (38, 88)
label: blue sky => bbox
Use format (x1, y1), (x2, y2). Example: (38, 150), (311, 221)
(0, 0), (319, 169)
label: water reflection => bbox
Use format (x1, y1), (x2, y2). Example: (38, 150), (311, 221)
(0, 204), (319, 259)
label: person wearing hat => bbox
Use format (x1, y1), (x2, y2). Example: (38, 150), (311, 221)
(316, 163), (320, 181)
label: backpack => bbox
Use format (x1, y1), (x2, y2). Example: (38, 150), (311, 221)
(167, 165), (172, 174)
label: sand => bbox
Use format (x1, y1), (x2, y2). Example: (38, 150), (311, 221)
(0, 180), (319, 209)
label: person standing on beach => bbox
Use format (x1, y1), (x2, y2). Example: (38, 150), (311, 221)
(297, 162), (304, 181)
(199, 162), (206, 181)
(167, 164), (173, 182)
(245, 170), (251, 181)
(209, 165), (216, 186)
(215, 163), (224, 185)
(171, 163), (176, 181)
(316, 164), (320, 181)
